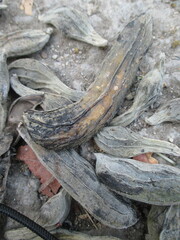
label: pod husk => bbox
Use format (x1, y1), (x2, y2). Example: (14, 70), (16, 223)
(39, 6), (108, 47)
(23, 14), (152, 150)
(160, 204), (180, 240)
(94, 126), (180, 157)
(95, 153), (180, 205)
(146, 98), (180, 125)
(5, 227), (120, 240)
(111, 59), (164, 127)
(9, 58), (83, 102)
(18, 125), (138, 229)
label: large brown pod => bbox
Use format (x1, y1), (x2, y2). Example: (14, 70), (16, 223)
(23, 14), (152, 150)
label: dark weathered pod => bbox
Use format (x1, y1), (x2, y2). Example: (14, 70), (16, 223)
(111, 58), (164, 127)
(95, 153), (180, 205)
(18, 125), (138, 229)
(23, 14), (152, 150)
(94, 126), (180, 157)
(146, 98), (180, 125)
(39, 6), (108, 47)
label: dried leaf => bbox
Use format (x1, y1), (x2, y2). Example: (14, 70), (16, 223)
(16, 145), (61, 197)
(36, 189), (71, 227)
(95, 153), (180, 205)
(20, 0), (34, 16)
(39, 6), (108, 47)
(146, 98), (180, 125)
(95, 126), (180, 157)
(18, 124), (138, 229)
(111, 57), (164, 127)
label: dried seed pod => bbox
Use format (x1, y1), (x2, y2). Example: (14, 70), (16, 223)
(39, 6), (108, 47)
(95, 153), (180, 205)
(23, 14), (152, 150)
(36, 189), (71, 227)
(146, 205), (168, 240)
(18, 125), (138, 229)
(160, 204), (180, 240)
(9, 58), (83, 101)
(5, 227), (121, 240)
(0, 28), (53, 57)
(94, 126), (180, 157)
(146, 98), (180, 125)
(111, 58), (164, 127)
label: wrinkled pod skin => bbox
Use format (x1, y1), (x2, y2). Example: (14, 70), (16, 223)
(0, 28), (53, 132)
(23, 14), (152, 150)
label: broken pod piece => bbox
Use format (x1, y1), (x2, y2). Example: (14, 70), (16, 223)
(94, 126), (180, 157)
(111, 58), (164, 127)
(39, 6), (108, 47)
(95, 153), (180, 205)
(146, 98), (180, 125)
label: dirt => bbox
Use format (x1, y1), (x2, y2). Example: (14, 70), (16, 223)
(0, 0), (180, 239)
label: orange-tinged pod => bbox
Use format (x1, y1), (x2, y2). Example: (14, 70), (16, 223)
(23, 14), (152, 150)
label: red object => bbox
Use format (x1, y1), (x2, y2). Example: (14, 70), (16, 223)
(133, 152), (158, 164)
(16, 145), (61, 197)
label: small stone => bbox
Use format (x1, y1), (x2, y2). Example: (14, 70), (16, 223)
(168, 137), (174, 143)
(73, 47), (79, 54)
(41, 51), (48, 59)
(126, 92), (134, 100)
(52, 54), (58, 60)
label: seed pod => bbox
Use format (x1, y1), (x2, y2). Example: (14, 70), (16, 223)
(39, 6), (108, 47)
(23, 14), (152, 150)
(36, 189), (71, 227)
(5, 227), (121, 240)
(146, 205), (168, 240)
(146, 98), (180, 125)
(18, 125), (138, 229)
(95, 153), (180, 205)
(9, 58), (83, 102)
(0, 28), (53, 57)
(111, 58), (164, 127)
(94, 126), (180, 157)
(160, 204), (180, 240)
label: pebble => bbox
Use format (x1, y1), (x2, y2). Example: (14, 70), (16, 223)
(52, 54), (58, 60)
(40, 51), (48, 59)
(168, 137), (174, 143)
(126, 92), (134, 100)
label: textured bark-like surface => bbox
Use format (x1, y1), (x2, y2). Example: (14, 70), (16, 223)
(94, 126), (180, 157)
(23, 14), (152, 150)
(95, 153), (180, 205)
(18, 125), (137, 229)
